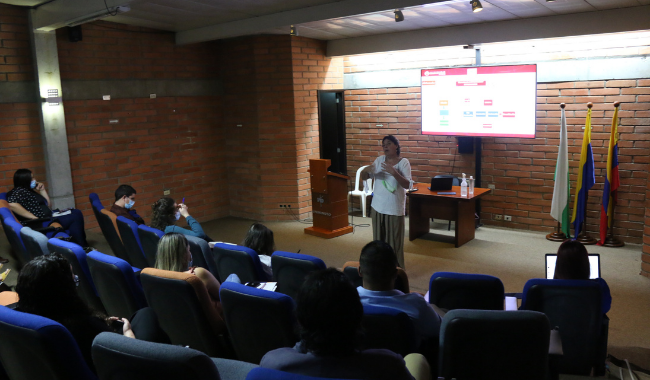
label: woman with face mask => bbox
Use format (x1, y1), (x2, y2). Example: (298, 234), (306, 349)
(6, 168), (89, 247)
(154, 233), (221, 306)
(150, 197), (211, 242)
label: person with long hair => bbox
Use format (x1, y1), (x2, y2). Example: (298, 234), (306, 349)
(261, 268), (430, 380)
(150, 197), (211, 241)
(7, 168), (89, 246)
(361, 135), (412, 269)
(16, 253), (134, 372)
(553, 240), (611, 314)
(154, 233), (221, 305)
(242, 223), (275, 280)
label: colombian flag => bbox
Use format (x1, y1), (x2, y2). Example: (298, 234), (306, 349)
(571, 107), (595, 238)
(598, 106), (620, 245)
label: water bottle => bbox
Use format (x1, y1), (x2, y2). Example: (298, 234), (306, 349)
(460, 173), (468, 197)
(468, 175), (475, 196)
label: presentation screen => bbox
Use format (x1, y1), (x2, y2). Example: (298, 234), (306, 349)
(421, 65), (537, 138)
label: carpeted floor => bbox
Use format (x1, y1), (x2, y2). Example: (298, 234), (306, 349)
(2, 214), (649, 370)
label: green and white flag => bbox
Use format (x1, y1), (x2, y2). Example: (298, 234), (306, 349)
(550, 106), (571, 238)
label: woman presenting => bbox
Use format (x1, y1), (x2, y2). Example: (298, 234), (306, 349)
(361, 135), (411, 269)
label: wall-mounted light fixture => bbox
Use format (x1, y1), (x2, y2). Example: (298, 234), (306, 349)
(43, 89), (62, 106)
(394, 9), (404, 22)
(290, 25), (298, 36)
(470, 0), (483, 12)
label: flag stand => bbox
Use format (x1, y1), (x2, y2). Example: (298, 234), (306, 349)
(602, 102), (625, 247)
(547, 103), (569, 242)
(546, 222), (568, 241)
(575, 102), (598, 245)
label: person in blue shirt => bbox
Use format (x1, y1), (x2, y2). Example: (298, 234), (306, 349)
(150, 197), (212, 242)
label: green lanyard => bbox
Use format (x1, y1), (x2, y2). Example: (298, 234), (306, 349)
(382, 180), (396, 193)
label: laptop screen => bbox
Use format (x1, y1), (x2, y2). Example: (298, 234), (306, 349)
(545, 253), (600, 279)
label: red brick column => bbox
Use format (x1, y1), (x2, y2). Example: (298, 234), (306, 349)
(643, 163), (650, 278)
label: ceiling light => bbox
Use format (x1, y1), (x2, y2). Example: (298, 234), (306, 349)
(470, 0), (483, 12)
(290, 25), (298, 36)
(394, 9), (404, 22)
(546, 0), (556, 2)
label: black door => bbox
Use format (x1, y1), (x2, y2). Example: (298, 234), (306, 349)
(318, 90), (346, 175)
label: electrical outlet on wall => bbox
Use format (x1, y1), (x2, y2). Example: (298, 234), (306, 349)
(504, 215), (512, 221)
(488, 184), (495, 190)
(163, 190), (170, 195)
(494, 214), (502, 221)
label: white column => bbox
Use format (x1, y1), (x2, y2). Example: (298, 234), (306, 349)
(29, 14), (75, 209)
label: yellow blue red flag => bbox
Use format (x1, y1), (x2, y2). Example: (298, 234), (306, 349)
(598, 106), (620, 245)
(571, 107), (595, 238)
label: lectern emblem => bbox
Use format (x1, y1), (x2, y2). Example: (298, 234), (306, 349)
(317, 195), (324, 207)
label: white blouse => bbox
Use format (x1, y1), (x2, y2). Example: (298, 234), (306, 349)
(369, 155), (412, 216)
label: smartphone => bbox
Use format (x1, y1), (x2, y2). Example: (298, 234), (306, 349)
(246, 282), (261, 288)
(110, 319), (124, 331)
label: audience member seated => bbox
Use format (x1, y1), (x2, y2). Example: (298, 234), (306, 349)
(260, 268), (431, 380)
(357, 240), (441, 347)
(151, 197), (212, 242)
(242, 222), (275, 280)
(15, 253), (134, 373)
(110, 184), (145, 225)
(553, 240), (611, 314)
(7, 168), (88, 246)
(154, 233), (222, 307)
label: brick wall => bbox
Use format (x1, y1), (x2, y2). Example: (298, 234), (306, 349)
(0, 5), (44, 191)
(641, 165), (650, 277)
(56, 22), (226, 230)
(346, 79), (650, 244)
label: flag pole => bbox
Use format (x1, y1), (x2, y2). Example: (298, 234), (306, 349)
(576, 102), (598, 245)
(547, 103), (569, 242)
(603, 101), (625, 247)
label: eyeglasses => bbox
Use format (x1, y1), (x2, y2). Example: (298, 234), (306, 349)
(74, 275), (80, 287)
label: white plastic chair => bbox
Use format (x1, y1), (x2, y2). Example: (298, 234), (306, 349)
(348, 165), (374, 217)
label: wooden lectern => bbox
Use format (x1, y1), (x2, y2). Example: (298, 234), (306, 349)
(304, 159), (353, 239)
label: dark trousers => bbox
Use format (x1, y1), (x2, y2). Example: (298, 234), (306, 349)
(52, 209), (88, 246)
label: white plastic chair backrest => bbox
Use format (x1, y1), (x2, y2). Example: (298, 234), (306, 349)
(354, 166), (373, 195)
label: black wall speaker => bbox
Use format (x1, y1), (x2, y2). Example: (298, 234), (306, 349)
(68, 26), (83, 42)
(457, 136), (474, 154)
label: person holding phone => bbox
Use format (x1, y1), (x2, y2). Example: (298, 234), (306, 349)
(150, 197), (212, 241)
(7, 168), (88, 247)
(15, 254), (135, 373)
(360, 136), (412, 269)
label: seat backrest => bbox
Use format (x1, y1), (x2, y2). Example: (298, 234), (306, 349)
(88, 193), (100, 204)
(429, 271), (504, 310)
(98, 208), (130, 262)
(140, 268), (227, 357)
(137, 225), (164, 267)
(185, 235), (212, 273)
(47, 239), (106, 313)
(92, 332), (221, 380)
(213, 243), (264, 284)
(271, 251), (326, 300)
(220, 281), (297, 364)
(522, 278), (603, 376)
(353, 165), (368, 192)
(439, 309), (550, 380)
(246, 368), (355, 380)
(116, 216), (149, 269)
(0, 192), (6, 201)
(1, 212), (29, 265)
(87, 250), (147, 319)
(342, 261), (410, 293)
(360, 304), (418, 357)
(20, 226), (50, 261)
(0, 306), (98, 380)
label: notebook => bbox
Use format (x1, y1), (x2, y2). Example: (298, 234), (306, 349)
(545, 253), (600, 279)
(429, 177), (454, 191)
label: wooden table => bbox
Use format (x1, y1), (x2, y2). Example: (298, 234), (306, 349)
(407, 185), (491, 247)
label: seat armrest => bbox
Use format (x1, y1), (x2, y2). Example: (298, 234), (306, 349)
(549, 327), (563, 356)
(20, 217), (53, 227)
(431, 303), (448, 318)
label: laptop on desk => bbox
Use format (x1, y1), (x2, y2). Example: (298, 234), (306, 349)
(429, 177), (454, 191)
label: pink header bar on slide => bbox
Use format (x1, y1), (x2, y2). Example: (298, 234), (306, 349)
(421, 64), (536, 77)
